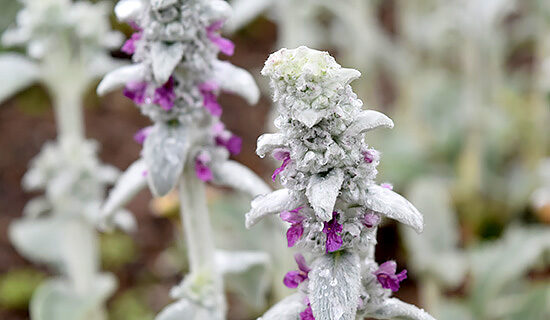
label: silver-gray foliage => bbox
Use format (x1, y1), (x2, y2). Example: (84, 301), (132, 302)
(250, 47), (435, 320)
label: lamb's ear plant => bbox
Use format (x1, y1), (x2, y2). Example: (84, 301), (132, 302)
(0, 0), (131, 319)
(248, 46), (435, 320)
(98, 0), (271, 319)
(402, 177), (550, 320)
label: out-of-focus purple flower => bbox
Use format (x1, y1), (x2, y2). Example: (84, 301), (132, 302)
(134, 126), (152, 144)
(381, 182), (393, 190)
(154, 77), (176, 111)
(215, 134), (242, 155)
(271, 149), (291, 182)
(363, 212), (380, 228)
(323, 212), (343, 253)
(283, 253), (310, 288)
(121, 32), (142, 55)
(373, 261), (407, 292)
(300, 303), (315, 320)
(124, 82), (149, 105)
(195, 153), (213, 182)
(206, 21), (235, 56)
(280, 206), (305, 247)
(199, 81), (222, 117)
(128, 21), (142, 31)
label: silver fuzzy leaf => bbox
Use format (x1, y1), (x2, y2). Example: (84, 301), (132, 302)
(155, 298), (222, 320)
(211, 160), (271, 197)
(212, 60), (260, 105)
(114, 0), (144, 22)
(143, 123), (189, 197)
(245, 189), (298, 228)
(151, 0), (178, 11)
(306, 169), (344, 221)
(363, 298), (436, 320)
(309, 251), (361, 320)
(256, 133), (286, 158)
(97, 64), (146, 96)
(260, 293), (305, 320)
(343, 110), (394, 138)
(100, 158), (147, 230)
(364, 184), (424, 233)
(151, 41), (185, 84)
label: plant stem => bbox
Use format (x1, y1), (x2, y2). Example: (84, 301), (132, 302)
(179, 166), (225, 316)
(52, 88), (85, 141)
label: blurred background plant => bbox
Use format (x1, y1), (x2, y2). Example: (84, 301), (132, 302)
(0, 0), (133, 319)
(1, 0), (549, 319)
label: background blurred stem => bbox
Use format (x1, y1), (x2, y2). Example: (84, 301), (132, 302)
(179, 166), (225, 316)
(419, 276), (441, 316)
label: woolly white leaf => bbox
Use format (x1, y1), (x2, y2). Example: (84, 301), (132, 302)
(402, 178), (466, 287)
(30, 274), (116, 320)
(22, 197), (51, 218)
(309, 252), (361, 320)
(306, 169), (344, 221)
(333, 68), (361, 85)
(344, 110), (394, 137)
(211, 160), (271, 197)
(151, 41), (184, 84)
(151, 0), (178, 11)
(112, 208), (138, 233)
(364, 298), (437, 320)
(213, 60), (260, 105)
(215, 250), (270, 275)
(256, 133), (286, 158)
(0, 53), (39, 102)
(295, 109), (326, 128)
(9, 218), (64, 267)
(260, 293), (306, 320)
(204, 0), (233, 23)
(100, 159), (147, 229)
(114, 0), (144, 22)
(143, 123), (189, 197)
(365, 184), (424, 233)
(96, 64), (146, 95)
(225, 0), (274, 33)
(245, 189), (297, 228)
(156, 298), (221, 320)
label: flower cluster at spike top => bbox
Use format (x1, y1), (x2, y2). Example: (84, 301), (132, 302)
(98, 0), (260, 197)
(248, 47), (435, 320)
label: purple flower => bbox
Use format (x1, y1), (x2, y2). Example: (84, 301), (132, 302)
(323, 212), (343, 253)
(128, 21), (142, 31)
(363, 212), (380, 228)
(300, 303), (315, 320)
(381, 182), (393, 190)
(195, 153), (213, 182)
(199, 81), (222, 117)
(215, 134), (242, 155)
(206, 21), (235, 56)
(134, 126), (152, 144)
(362, 149), (379, 164)
(121, 32), (142, 55)
(283, 253), (311, 288)
(373, 261), (407, 292)
(154, 77), (176, 111)
(124, 82), (149, 105)
(280, 206), (305, 247)
(271, 149), (291, 182)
